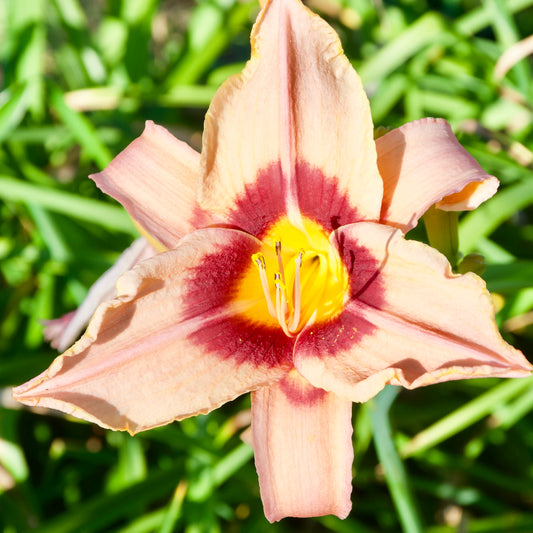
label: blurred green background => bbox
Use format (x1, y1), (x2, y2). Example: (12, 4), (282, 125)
(1, 0), (533, 531)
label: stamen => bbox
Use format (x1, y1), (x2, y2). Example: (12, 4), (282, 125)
(289, 251), (303, 332)
(252, 253), (276, 318)
(274, 273), (282, 319)
(243, 217), (348, 338)
(275, 274), (291, 337)
(252, 252), (266, 270)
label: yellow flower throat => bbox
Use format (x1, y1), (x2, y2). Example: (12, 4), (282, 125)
(236, 216), (349, 336)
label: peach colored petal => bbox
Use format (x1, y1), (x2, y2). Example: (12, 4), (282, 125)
(377, 118), (499, 233)
(435, 179), (498, 211)
(43, 238), (156, 352)
(251, 369), (353, 522)
(199, 0), (382, 232)
(14, 228), (293, 434)
(295, 222), (532, 402)
(90, 121), (212, 250)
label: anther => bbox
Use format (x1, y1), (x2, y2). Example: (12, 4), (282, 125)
(252, 253), (266, 270)
(275, 241), (286, 284)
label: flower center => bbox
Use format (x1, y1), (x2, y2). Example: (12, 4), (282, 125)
(235, 216), (348, 336)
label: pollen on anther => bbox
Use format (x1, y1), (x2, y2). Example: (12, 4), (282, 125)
(274, 275), (287, 295)
(275, 241), (286, 284)
(252, 252), (266, 270)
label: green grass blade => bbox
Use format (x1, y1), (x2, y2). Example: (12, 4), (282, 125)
(455, 0), (533, 36)
(27, 203), (72, 262)
(483, 261), (533, 292)
(0, 85), (30, 143)
(0, 176), (137, 234)
(50, 87), (113, 168)
(370, 387), (424, 533)
(36, 464), (183, 533)
(427, 512), (533, 532)
(358, 13), (449, 84)
(459, 178), (533, 253)
(165, 0), (256, 87)
(491, 384), (533, 429)
(401, 377), (533, 458)
(485, 0), (531, 95)
(158, 481), (187, 533)
(211, 442), (253, 486)
(157, 85), (217, 108)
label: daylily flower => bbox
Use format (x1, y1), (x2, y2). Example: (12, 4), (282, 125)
(14, 0), (531, 522)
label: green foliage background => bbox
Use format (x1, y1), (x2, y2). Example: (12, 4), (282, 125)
(1, 0), (533, 531)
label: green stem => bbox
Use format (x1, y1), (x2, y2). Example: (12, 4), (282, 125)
(423, 206), (459, 268)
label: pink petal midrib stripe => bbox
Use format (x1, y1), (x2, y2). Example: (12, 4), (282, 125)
(277, 3), (299, 223)
(35, 306), (241, 392)
(350, 299), (515, 365)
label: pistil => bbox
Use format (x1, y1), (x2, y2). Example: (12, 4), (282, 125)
(289, 252), (303, 332)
